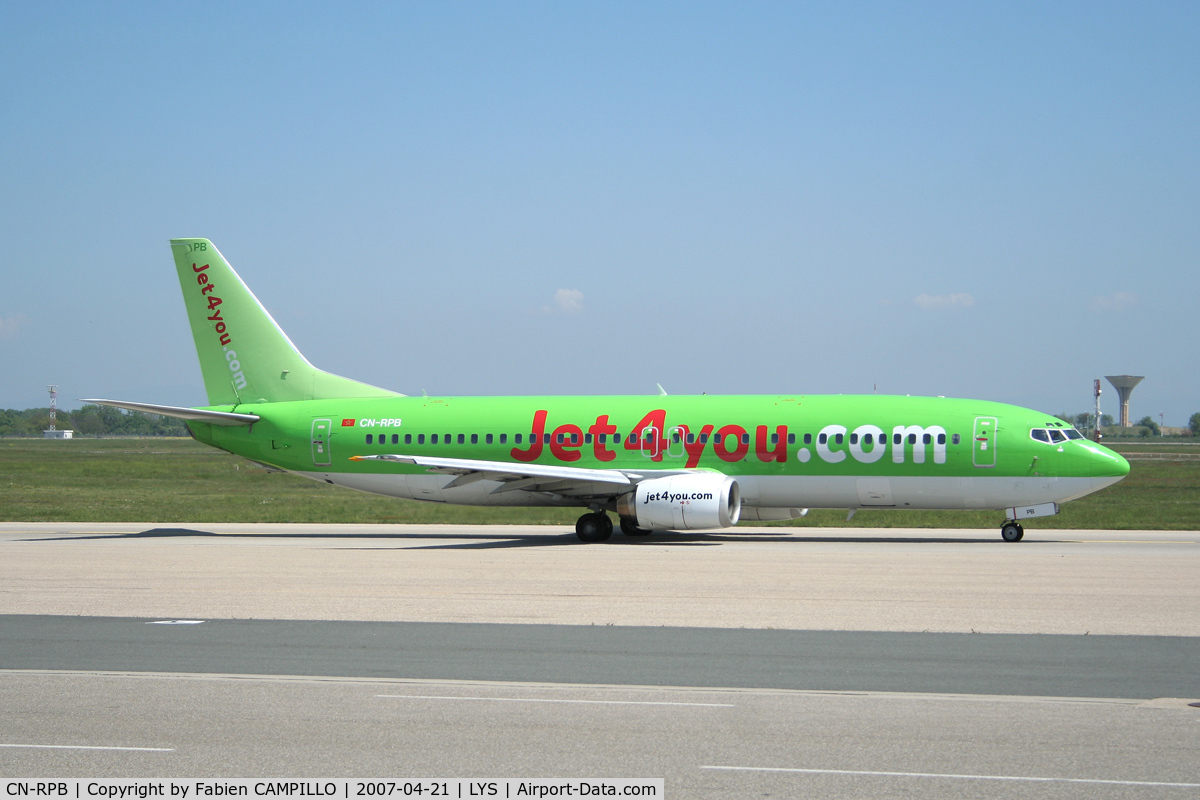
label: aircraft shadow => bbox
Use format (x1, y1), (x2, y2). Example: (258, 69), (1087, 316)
(23, 526), (1044, 549)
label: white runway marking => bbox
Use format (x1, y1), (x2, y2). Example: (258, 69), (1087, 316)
(378, 694), (732, 707)
(701, 765), (1200, 788)
(146, 620), (204, 625)
(0, 743), (174, 752)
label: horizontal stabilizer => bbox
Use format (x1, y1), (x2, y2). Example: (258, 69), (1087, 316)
(80, 399), (260, 426)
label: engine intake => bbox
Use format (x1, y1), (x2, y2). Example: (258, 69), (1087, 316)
(617, 474), (741, 530)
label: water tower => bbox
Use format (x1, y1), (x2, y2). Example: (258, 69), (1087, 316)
(1105, 375), (1144, 428)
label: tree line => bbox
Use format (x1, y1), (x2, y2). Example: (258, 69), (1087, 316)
(1056, 411), (1200, 438)
(0, 405), (189, 437)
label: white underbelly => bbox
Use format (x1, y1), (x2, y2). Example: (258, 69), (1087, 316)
(740, 474), (1117, 510)
(296, 470), (1120, 512)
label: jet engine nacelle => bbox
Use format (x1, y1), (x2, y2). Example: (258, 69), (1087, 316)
(617, 474), (741, 530)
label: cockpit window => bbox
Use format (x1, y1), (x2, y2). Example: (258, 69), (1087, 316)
(1032, 427), (1084, 443)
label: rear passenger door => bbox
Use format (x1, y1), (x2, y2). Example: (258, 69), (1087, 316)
(311, 418), (332, 466)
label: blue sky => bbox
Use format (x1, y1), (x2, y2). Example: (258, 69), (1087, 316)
(2, 2), (1197, 425)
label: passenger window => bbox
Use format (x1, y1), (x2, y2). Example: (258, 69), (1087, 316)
(923, 433), (931, 445)
(514, 434), (521, 444)
(835, 433), (844, 445)
(499, 433), (506, 444)
(699, 433), (708, 443)
(936, 433), (945, 445)
(952, 434), (960, 444)
(392, 434), (399, 444)
(418, 434), (426, 444)
(907, 434), (916, 444)
(819, 433), (827, 445)
(471, 434), (478, 444)
(445, 434), (451, 444)
(893, 433), (902, 445)
(405, 434), (412, 445)
(366, 434), (373, 444)
(556, 433), (564, 443)
(788, 433), (796, 444)
(771, 433), (779, 444)
(543, 433), (551, 444)
(431, 434), (438, 444)
(863, 433), (872, 445)
(598, 434), (606, 443)
(585, 433), (592, 444)
(849, 433), (858, 445)
(804, 433), (812, 445)
(614, 433), (622, 443)
(1031, 429), (1049, 443)
(687, 433), (695, 444)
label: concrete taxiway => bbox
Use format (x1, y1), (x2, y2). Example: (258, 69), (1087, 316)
(2, 522), (1199, 796)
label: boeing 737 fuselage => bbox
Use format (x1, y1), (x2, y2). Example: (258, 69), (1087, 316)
(87, 239), (1130, 541)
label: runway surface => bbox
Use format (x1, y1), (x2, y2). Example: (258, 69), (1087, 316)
(2, 523), (1198, 634)
(3, 523), (1199, 797)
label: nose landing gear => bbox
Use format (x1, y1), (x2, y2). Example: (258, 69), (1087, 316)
(1001, 521), (1024, 542)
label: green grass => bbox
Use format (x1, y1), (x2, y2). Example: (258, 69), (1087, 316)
(1, 438), (1196, 529)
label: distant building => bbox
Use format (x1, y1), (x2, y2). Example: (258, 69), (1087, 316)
(43, 429), (73, 439)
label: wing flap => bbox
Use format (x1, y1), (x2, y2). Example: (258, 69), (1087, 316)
(349, 453), (709, 498)
(350, 453), (633, 485)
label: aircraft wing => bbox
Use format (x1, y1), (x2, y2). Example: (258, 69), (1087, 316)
(349, 453), (692, 497)
(80, 399), (260, 426)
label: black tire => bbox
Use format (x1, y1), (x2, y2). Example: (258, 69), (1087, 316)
(576, 513), (612, 542)
(1001, 522), (1024, 542)
(620, 516), (652, 537)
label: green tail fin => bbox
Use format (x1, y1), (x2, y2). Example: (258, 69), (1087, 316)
(170, 238), (400, 406)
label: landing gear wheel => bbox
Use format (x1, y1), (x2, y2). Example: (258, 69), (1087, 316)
(576, 512), (613, 542)
(620, 517), (652, 537)
(1001, 522), (1024, 542)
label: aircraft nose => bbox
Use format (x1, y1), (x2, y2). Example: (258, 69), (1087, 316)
(1088, 444), (1130, 486)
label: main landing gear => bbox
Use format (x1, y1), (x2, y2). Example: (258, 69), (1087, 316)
(575, 512), (655, 541)
(575, 512), (613, 542)
(1001, 521), (1024, 542)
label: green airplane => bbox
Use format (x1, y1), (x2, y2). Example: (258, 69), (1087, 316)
(86, 239), (1130, 542)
